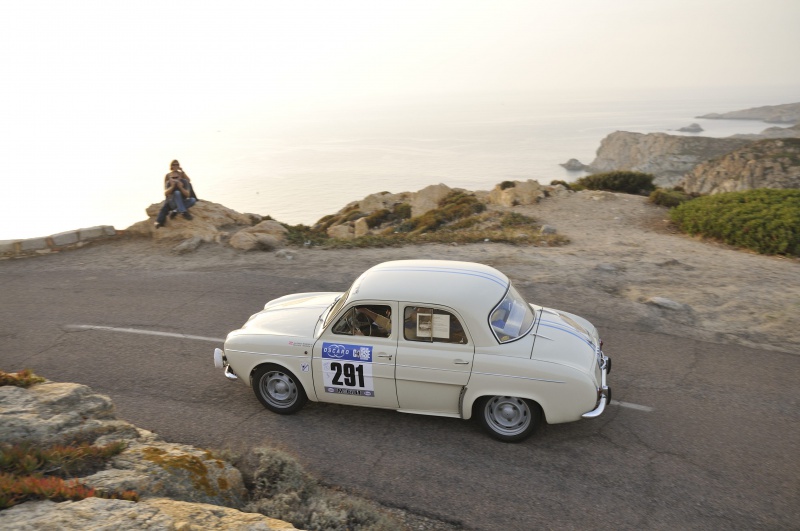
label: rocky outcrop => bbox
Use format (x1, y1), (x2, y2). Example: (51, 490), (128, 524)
(679, 138), (800, 195)
(127, 200), (262, 243)
(486, 179), (548, 207)
(588, 132), (752, 187)
(677, 123), (703, 133)
(560, 158), (590, 171)
(697, 102), (800, 124)
(0, 380), (298, 530)
(319, 180), (569, 239)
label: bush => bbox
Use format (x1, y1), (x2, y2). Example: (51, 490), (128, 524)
(0, 439), (135, 509)
(244, 448), (398, 530)
(576, 171), (655, 195)
(670, 189), (800, 256)
(0, 369), (45, 388)
(395, 191), (485, 234)
(499, 181), (516, 190)
(649, 188), (694, 208)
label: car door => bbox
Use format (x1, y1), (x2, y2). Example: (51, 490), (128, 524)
(395, 305), (474, 416)
(312, 302), (399, 409)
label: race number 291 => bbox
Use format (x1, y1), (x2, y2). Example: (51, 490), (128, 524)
(330, 362), (365, 387)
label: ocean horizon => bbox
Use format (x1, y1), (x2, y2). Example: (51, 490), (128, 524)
(1, 86), (797, 241)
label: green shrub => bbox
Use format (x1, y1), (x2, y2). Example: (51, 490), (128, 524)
(500, 212), (537, 227)
(549, 180), (573, 191)
(0, 369), (45, 388)
(396, 191), (485, 234)
(649, 188), (693, 208)
(392, 203), (412, 220)
(0, 439), (135, 509)
(576, 171), (656, 195)
(244, 448), (399, 530)
(670, 189), (800, 256)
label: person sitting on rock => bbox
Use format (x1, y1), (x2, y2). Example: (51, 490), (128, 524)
(155, 160), (197, 229)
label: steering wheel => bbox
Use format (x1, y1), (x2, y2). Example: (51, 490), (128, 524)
(355, 311), (372, 336)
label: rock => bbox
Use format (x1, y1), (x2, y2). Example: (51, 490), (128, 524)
(678, 123), (703, 133)
(487, 180), (545, 207)
(128, 201), (257, 243)
(560, 158), (589, 171)
(409, 184), (453, 217)
(0, 495), (298, 530)
(539, 225), (557, 235)
(588, 132), (752, 187)
(229, 232), (279, 252)
(679, 138), (800, 195)
(645, 297), (691, 312)
(0, 380), (299, 530)
(354, 217), (370, 238)
(327, 224), (354, 240)
(172, 237), (203, 254)
(359, 191), (409, 214)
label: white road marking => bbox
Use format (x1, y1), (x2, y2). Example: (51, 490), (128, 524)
(611, 400), (654, 412)
(64, 324), (223, 343)
(66, 325), (655, 412)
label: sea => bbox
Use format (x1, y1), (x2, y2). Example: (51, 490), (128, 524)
(1, 86), (797, 240)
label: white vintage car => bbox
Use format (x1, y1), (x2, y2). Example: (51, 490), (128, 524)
(214, 260), (610, 442)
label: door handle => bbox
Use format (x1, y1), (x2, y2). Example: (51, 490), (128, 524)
(454, 359), (470, 365)
(378, 353), (393, 360)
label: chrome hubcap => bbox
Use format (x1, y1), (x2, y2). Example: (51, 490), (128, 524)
(485, 396), (531, 435)
(262, 372), (297, 406)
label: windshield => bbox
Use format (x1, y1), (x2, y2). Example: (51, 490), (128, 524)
(489, 285), (535, 343)
(323, 288), (351, 329)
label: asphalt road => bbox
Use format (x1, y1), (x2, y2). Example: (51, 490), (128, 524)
(1, 258), (798, 530)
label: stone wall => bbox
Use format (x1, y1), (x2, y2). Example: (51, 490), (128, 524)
(0, 226), (117, 259)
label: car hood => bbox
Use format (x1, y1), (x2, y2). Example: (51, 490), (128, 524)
(237, 292), (341, 337)
(530, 305), (600, 374)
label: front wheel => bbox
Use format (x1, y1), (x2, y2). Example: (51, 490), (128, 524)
(477, 396), (541, 442)
(252, 365), (308, 414)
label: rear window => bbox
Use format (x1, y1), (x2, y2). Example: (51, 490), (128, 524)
(489, 285), (535, 343)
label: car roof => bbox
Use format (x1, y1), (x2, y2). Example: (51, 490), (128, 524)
(348, 260), (509, 312)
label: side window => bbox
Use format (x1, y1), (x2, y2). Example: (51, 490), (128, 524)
(403, 306), (467, 344)
(331, 305), (392, 338)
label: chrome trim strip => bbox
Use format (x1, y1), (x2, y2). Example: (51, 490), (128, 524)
(227, 349), (310, 359)
(471, 371), (565, 384)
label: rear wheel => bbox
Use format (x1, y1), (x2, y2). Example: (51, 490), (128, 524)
(477, 396), (541, 442)
(252, 365), (308, 414)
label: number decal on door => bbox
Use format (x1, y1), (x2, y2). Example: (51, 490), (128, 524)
(330, 362), (366, 387)
(321, 342), (376, 397)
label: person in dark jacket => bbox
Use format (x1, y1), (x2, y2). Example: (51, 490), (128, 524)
(155, 160), (198, 229)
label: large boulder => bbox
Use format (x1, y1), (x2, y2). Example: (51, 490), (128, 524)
(486, 180), (545, 207)
(126, 201), (260, 243)
(409, 184), (453, 217)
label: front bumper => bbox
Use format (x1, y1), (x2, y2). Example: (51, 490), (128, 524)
(582, 353), (611, 419)
(213, 348), (239, 381)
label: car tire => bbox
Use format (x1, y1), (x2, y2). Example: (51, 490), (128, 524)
(252, 365), (308, 415)
(477, 396), (541, 442)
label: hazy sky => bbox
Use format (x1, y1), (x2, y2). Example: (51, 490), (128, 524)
(2, 0), (798, 126)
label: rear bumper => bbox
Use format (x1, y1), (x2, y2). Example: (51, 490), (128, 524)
(214, 348), (239, 381)
(582, 354), (611, 419)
